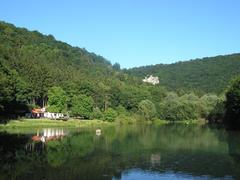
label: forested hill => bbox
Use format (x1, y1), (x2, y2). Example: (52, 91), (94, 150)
(0, 21), (113, 79)
(126, 54), (240, 94)
(1, 21), (153, 116)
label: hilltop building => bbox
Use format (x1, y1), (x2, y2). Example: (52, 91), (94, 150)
(143, 75), (159, 85)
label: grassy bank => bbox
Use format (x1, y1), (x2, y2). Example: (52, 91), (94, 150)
(0, 118), (206, 131)
(0, 118), (112, 130)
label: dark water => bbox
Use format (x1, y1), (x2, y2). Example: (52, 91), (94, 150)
(0, 124), (240, 180)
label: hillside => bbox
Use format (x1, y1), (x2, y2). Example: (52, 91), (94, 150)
(1, 20), (238, 122)
(126, 54), (240, 94)
(0, 21), (165, 117)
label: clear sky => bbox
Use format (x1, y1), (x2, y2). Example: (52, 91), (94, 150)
(1, 0), (240, 68)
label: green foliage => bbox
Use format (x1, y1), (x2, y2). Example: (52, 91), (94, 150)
(119, 85), (151, 111)
(112, 63), (121, 70)
(127, 54), (240, 94)
(0, 20), (233, 126)
(207, 100), (225, 124)
(200, 94), (221, 118)
(138, 99), (157, 120)
(91, 107), (103, 119)
(0, 61), (29, 115)
(224, 76), (240, 129)
(115, 105), (128, 115)
(148, 86), (167, 104)
(157, 92), (224, 122)
(0, 21), (145, 118)
(103, 108), (118, 122)
(70, 95), (94, 119)
(47, 86), (67, 113)
(158, 93), (199, 121)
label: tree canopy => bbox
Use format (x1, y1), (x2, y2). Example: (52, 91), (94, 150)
(224, 76), (240, 129)
(138, 99), (156, 120)
(126, 54), (240, 94)
(0, 20), (239, 126)
(70, 95), (94, 119)
(47, 86), (67, 113)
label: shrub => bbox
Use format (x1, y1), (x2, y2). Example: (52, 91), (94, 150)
(91, 107), (103, 119)
(138, 99), (156, 120)
(104, 108), (118, 122)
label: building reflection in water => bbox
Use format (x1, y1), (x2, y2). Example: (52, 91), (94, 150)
(150, 153), (161, 167)
(25, 128), (67, 152)
(32, 128), (66, 142)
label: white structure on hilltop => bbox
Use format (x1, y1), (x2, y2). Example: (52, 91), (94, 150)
(143, 75), (159, 85)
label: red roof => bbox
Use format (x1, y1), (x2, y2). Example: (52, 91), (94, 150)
(32, 108), (43, 113)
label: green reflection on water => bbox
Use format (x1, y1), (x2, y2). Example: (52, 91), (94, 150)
(0, 124), (240, 179)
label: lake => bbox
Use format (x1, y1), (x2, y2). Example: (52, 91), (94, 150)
(0, 124), (240, 180)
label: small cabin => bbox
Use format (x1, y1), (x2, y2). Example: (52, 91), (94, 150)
(30, 108), (65, 120)
(31, 108), (45, 118)
(43, 112), (64, 119)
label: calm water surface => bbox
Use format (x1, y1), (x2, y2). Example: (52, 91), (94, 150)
(0, 124), (240, 180)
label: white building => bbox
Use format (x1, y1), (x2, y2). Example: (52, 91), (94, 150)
(143, 75), (159, 85)
(43, 112), (64, 119)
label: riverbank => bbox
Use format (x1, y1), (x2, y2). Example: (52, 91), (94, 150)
(0, 118), (112, 130)
(0, 118), (206, 130)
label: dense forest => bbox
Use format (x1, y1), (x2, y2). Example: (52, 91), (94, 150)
(126, 54), (240, 94)
(0, 21), (239, 129)
(0, 21), (165, 119)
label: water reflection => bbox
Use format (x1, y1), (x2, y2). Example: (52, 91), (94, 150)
(31, 128), (66, 143)
(150, 154), (161, 167)
(0, 125), (240, 179)
(24, 128), (68, 154)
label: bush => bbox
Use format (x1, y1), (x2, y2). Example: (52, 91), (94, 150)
(138, 99), (156, 120)
(91, 107), (103, 119)
(115, 105), (128, 116)
(104, 108), (118, 122)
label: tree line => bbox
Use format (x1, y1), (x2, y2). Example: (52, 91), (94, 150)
(126, 54), (240, 94)
(0, 21), (239, 129)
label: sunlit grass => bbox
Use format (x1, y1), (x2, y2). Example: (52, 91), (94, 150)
(0, 118), (205, 131)
(0, 118), (111, 129)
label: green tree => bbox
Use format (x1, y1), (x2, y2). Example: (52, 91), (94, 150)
(119, 86), (151, 111)
(158, 93), (199, 121)
(138, 99), (156, 120)
(47, 86), (67, 113)
(104, 108), (118, 122)
(224, 76), (240, 129)
(200, 94), (220, 118)
(208, 100), (225, 124)
(112, 63), (121, 71)
(91, 107), (103, 119)
(71, 95), (94, 119)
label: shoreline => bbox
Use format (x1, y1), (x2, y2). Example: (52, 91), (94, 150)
(0, 118), (112, 130)
(0, 118), (206, 130)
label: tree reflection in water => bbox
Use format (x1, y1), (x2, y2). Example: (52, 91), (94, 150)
(0, 125), (240, 179)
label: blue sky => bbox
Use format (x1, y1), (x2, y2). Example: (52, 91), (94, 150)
(1, 0), (240, 68)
